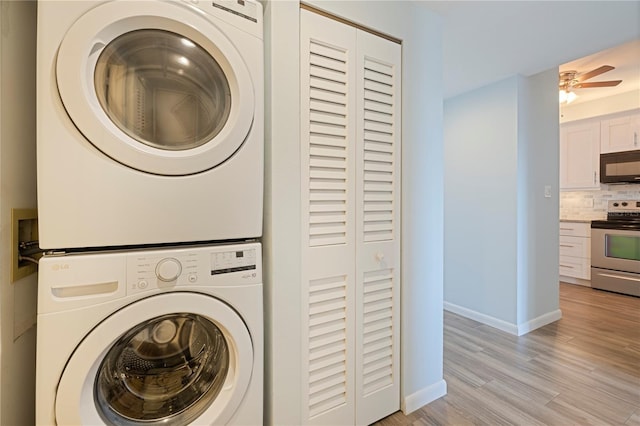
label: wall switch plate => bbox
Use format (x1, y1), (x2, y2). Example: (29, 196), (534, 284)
(544, 185), (552, 198)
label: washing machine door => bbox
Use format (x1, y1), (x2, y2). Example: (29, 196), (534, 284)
(55, 293), (254, 425)
(56, 1), (255, 176)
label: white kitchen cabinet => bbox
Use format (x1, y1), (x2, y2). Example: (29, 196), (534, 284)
(300, 8), (401, 426)
(600, 110), (640, 153)
(560, 119), (600, 190)
(559, 221), (591, 281)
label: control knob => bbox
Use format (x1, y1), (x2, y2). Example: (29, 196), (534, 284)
(156, 258), (182, 282)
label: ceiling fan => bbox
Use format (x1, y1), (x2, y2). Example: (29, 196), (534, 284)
(559, 65), (622, 92)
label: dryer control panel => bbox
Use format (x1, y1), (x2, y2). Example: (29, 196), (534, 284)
(126, 243), (261, 295)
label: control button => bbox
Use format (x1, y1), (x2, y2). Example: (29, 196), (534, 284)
(622, 202), (628, 207)
(138, 280), (148, 289)
(156, 258), (182, 282)
(188, 273), (198, 283)
(613, 203), (619, 207)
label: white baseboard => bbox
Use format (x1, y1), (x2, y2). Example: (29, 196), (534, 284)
(444, 302), (563, 336)
(401, 379), (447, 414)
(516, 309), (562, 336)
(444, 302), (518, 335)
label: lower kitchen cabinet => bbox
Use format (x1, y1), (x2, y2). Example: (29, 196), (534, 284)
(559, 221), (591, 281)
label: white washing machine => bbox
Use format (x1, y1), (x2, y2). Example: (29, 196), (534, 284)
(36, 0), (263, 250)
(35, 242), (262, 426)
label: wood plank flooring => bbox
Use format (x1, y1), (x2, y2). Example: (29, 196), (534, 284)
(374, 283), (640, 425)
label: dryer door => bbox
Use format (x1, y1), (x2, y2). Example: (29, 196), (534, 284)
(55, 292), (254, 426)
(56, 1), (255, 176)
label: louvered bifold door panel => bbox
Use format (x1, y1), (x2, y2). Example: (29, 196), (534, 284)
(354, 30), (401, 426)
(301, 9), (357, 426)
(362, 58), (396, 244)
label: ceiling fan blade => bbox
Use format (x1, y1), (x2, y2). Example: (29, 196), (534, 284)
(574, 80), (622, 88)
(576, 65), (615, 82)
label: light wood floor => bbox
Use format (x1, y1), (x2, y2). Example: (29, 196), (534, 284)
(374, 283), (640, 426)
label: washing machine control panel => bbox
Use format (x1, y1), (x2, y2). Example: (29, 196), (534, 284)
(211, 248), (257, 275)
(127, 244), (261, 295)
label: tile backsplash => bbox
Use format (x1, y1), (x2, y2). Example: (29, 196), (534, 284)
(560, 185), (640, 220)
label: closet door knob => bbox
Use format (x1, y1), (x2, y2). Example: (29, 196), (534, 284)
(375, 252), (385, 262)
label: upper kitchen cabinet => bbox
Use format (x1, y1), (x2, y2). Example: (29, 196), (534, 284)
(560, 119), (600, 190)
(600, 109), (640, 153)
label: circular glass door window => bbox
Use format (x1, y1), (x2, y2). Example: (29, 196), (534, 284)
(95, 313), (229, 425)
(94, 29), (232, 151)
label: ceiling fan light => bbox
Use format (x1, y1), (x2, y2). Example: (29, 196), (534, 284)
(559, 89), (568, 103)
(566, 91), (577, 104)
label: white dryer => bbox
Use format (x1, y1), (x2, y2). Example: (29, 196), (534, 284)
(36, 0), (263, 250)
(35, 242), (262, 425)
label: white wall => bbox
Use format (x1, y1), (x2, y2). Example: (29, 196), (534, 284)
(444, 70), (561, 335)
(263, 0), (445, 423)
(516, 69), (561, 332)
(0, 1), (38, 424)
(262, 2), (303, 423)
(444, 77), (519, 326)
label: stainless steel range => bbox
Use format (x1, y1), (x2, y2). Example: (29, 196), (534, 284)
(591, 200), (640, 297)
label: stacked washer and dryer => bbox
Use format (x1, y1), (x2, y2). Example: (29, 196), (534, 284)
(35, 1), (264, 425)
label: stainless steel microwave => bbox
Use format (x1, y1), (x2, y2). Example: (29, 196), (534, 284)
(600, 150), (640, 184)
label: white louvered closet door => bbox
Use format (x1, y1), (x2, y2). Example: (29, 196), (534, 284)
(354, 30), (401, 426)
(301, 9), (357, 426)
(301, 8), (401, 426)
